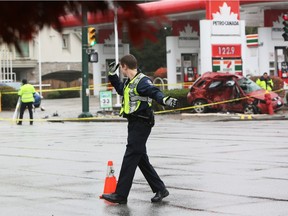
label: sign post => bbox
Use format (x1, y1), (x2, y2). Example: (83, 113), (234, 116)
(79, 4), (93, 118)
(99, 91), (113, 111)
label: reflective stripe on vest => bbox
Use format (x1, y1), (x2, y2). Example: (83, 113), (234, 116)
(120, 73), (152, 115)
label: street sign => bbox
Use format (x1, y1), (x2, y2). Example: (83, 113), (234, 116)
(99, 91), (112, 109)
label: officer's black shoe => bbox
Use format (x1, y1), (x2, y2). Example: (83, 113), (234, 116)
(151, 188), (169, 203)
(102, 193), (127, 204)
(17, 122), (22, 125)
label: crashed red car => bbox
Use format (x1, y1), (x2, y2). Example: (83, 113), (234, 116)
(187, 72), (284, 114)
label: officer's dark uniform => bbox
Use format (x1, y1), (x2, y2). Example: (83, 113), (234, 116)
(109, 72), (167, 198)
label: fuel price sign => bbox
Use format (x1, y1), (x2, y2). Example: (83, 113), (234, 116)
(212, 44), (241, 58)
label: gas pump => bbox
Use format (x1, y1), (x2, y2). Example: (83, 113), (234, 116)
(186, 67), (194, 81)
(181, 53), (198, 87)
(281, 62), (288, 78)
(276, 47), (288, 84)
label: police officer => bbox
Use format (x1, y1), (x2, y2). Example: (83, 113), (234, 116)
(17, 79), (36, 125)
(102, 54), (177, 204)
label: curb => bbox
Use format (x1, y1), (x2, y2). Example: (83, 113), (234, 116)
(217, 115), (287, 122)
(181, 113), (288, 122)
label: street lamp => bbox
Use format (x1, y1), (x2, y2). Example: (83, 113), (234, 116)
(108, 0), (121, 107)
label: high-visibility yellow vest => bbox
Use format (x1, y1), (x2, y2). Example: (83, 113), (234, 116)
(120, 73), (152, 115)
(18, 84), (36, 103)
(256, 78), (273, 91)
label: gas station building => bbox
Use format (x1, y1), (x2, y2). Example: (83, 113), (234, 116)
(61, 0), (288, 94)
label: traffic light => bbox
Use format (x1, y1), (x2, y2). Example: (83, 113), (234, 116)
(88, 27), (96, 46)
(282, 13), (288, 41)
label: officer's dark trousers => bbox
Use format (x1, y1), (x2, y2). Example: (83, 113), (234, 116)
(18, 102), (33, 124)
(115, 118), (166, 198)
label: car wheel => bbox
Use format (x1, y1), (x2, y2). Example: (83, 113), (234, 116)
(193, 99), (208, 113)
(243, 104), (258, 114)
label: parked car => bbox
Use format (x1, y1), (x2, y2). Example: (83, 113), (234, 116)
(0, 81), (42, 109)
(0, 81), (21, 90)
(187, 72), (284, 114)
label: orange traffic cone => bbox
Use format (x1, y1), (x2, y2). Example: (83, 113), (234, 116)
(99, 160), (117, 199)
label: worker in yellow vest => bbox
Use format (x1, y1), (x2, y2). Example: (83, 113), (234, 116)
(256, 72), (274, 91)
(17, 79), (36, 125)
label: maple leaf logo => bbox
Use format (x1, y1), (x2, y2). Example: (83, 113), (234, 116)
(179, 24), (199, 37)
(273, 14), (285, 28)
(212, 2), (238, 21)
(104, 33), (122, 44)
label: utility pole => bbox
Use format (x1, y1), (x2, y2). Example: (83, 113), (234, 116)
(38, 31), (42, 96)
(79, 4), (93, 118)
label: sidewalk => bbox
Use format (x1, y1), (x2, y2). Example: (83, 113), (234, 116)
(1, 97), (288, 123)
(0, 96), (125, 122)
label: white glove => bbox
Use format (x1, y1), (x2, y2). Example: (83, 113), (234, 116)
(108, 62), (119, 75)
(163, 96), (178, 108)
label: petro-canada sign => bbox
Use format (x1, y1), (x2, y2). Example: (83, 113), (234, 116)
(211, 2), (240, 36)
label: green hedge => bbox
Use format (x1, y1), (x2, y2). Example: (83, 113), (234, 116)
(46, 90), (80, 99)
(152, 88), (190, 112)
(0, 86), (18, 110)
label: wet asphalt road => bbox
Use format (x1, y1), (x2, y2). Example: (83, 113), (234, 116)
(0, 98), (288, 215)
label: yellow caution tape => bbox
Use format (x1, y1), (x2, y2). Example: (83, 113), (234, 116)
(0, 115), (124, 123)
(0, 84), (285, 122)
(1, 82), (193, 95)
